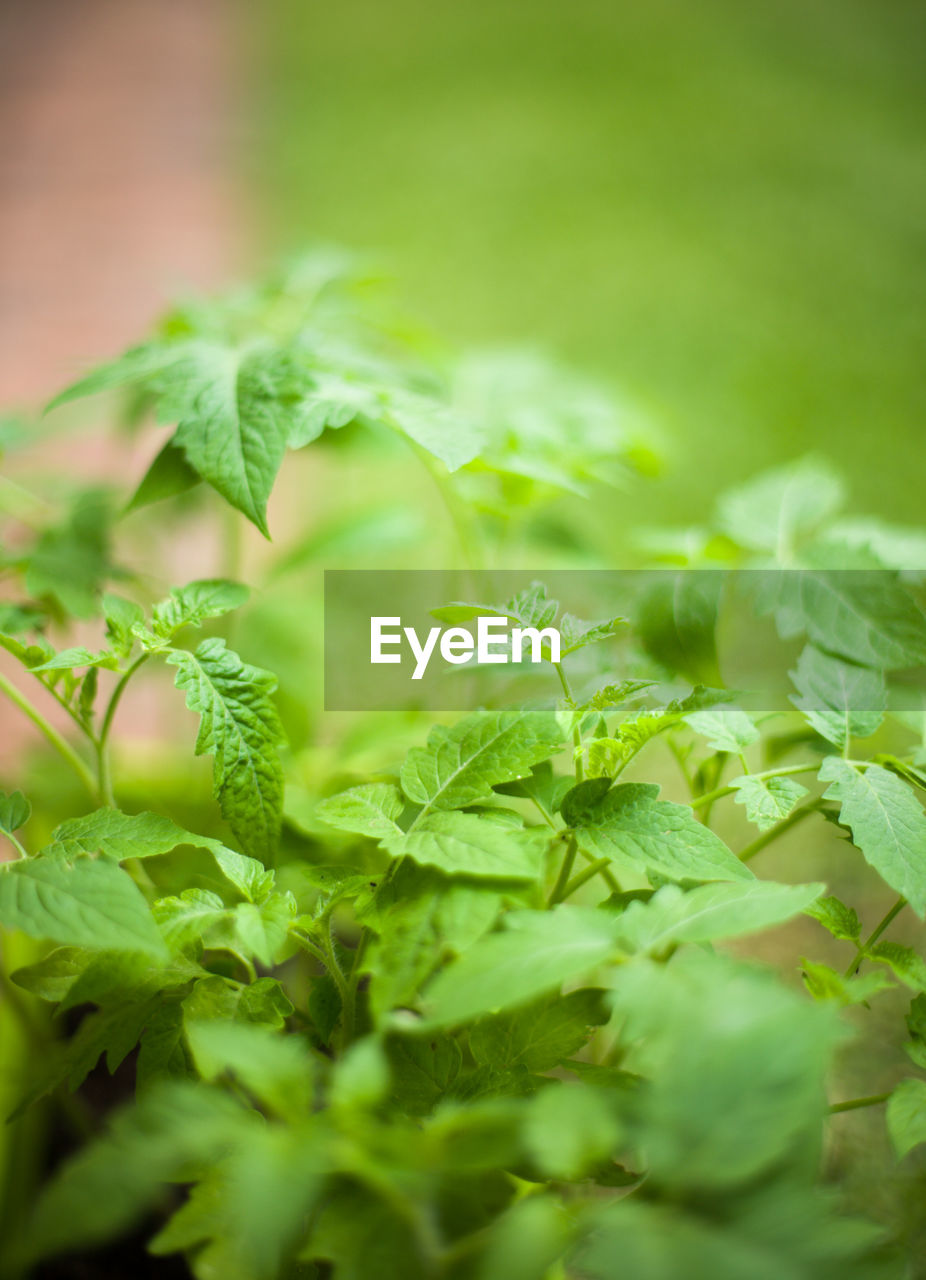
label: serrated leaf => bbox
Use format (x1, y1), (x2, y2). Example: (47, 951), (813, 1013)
(186, 1019), (313, 1119)
(685, 708), (759, 754)
(887, 1079), (926, 1160)
(385, 811), (546, 881)
(568, 781), (752, 884)
(0, 857), (165, 955)
(316, 782), (404, 839)
(10, 948), (91, 1002)
(163, 341), (310, 537)
(764, 570), (926, 669)
(167, 638), (285, 860)
(44, 808), (273, 901)
(800, 959), (894, 1005)
(613, 880), (823, 954)
(150, 579), (249, 640)
(820, 758), (926, 917)
(386, 1035), (463, 1115)
(789, 645), (886, 749)
(866, 941), (926, 991)
(363, 869), (500, 1022)
(233, 894), (296, 967)
(730, 774), (809, 831)
(804, 895), (861, 942)
(154, 889), (232, 950)
(420, 906), (618, 1028)
(400, 708), (562, 815)
(102, 594), (144, 658)
(469, 988), (610, 1073)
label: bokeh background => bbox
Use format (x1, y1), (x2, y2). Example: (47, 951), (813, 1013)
(2, 0), (924, 523)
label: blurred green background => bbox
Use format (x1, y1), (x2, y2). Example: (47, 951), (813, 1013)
(252, 0), (926, 527)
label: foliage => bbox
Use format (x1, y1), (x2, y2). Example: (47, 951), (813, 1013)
(1, 261), (925, 1277)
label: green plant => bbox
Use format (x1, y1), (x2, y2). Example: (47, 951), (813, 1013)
(1, 260), (925, 1278)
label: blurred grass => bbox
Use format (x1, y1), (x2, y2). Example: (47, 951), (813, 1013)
(251, 0), (926, 527)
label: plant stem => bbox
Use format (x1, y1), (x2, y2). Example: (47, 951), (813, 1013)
(555, 663), (584, 782)
(548, 834), (578, 906)
(737, 800), (821, 864)
(691, 763), (820, 811)
(2, 831), (28, 860)
(95, 655), (149, 807)
(561, 856), (613, 900)
(844, 896), (907, 978)
(0, 670), (96, 799)
(829, 1093), (890, 1114)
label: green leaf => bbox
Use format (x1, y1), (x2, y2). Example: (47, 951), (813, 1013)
(469, 988), (610, 1072)
(887, 1078), (926, 1160)
(765, 570), (926, 669)
(401, 708), (562, 815)
(152, 1127), (323, 1280)
(125, 437), (201, 513)
(805, 895), (861, 943)
(820, 758), (926, 917)
(10, 948), (89, 1002)
(44, 808), (273, 901)
(386, 1035), (463, 1115)
(715, 457), (845, 555)
(800, 959), (894, 1005)
(575, 1192), (883, 1280)
(637, 571), (723, 686)
(613, 880), (824, 954)
(23, 490), (115, 619)
(592, 686), (732, 773)
(232, 894), (296, 966)
(385, 811), (547, 881)
(330, 1036), (391, 1112)
(523, 1082), (620, 1180)
(167, 638), (285, 860)
(15, 1082), (249, 1266)
(185, 1019), (313, 1119)
(568, 781), (752, 884)
(388, 392), (484, 472)
(420, 906), (618, 1028)
(685, 708), (758, 754)
(730, 774), (809, 831)
(0, 857), (165, 955)
(0, 789), (30, 834)
(150, 578), (249, 640)
(609, 949), (840, 1188)
(316, 782), (404, 839)
(154, 889), (232, 950)
(164, 341), (308, 536)
(790, 645), (886, 749)
(867, 941), (926, 992)
(363, 868), (500, 1022)
(102, 594), (144, 658)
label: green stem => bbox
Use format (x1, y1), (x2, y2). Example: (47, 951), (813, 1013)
(404, 437), (485, 576)
(577, 845), (619, 892)
(844, 896), (906, 978)
(561, 857), (613, 900)
(548, 834), (578, 906)
(737, 800), (821, 864)
(691, 763), (820, 811)
(2, 831), (28, 860)
(828, 1093), (890, 1114)
(555, 663), (584, 782)
(0, 670), (96, 799)
(95, 655), (149, 808)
